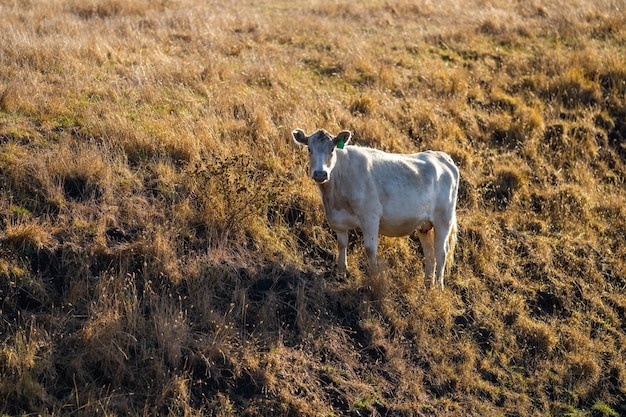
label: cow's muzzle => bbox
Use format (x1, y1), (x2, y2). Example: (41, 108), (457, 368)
(312, 170), (328, 183)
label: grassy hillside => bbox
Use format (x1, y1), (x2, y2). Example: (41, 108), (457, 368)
(1, 0), (625, 415)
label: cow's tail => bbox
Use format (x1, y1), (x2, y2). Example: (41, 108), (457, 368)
(446, 217), (457, 272)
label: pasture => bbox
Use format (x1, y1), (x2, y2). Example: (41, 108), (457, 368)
(1, 0), (625, 415)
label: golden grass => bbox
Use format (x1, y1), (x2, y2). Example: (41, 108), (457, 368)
(0, 0), (625, 415)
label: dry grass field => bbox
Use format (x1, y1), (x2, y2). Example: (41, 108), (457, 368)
(1, 0), (625, 415)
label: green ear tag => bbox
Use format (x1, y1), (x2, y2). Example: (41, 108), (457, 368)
(337, 139), (345, 149)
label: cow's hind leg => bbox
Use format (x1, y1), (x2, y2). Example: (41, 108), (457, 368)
(434, 221), (454, 289)
(417, 230), (436, 288)
(336, 230), (348, 275)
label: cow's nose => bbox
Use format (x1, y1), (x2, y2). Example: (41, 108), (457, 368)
(312, 170), (328, 182)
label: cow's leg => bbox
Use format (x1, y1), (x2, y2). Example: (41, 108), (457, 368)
(417, 230), (436, 288)
(336, 230), (348, 275)
(361, 223), (380, 276)
(434, 222), (453, 289)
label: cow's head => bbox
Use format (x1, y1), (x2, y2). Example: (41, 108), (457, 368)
(292, 128), (352, 184)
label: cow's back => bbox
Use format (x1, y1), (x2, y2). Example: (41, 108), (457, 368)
(333, 147), (457, 236)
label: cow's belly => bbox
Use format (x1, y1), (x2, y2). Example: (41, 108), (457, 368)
(328, 206), (432, 237)
(379, 217), (426, 237)
(378, 197), (433, 237)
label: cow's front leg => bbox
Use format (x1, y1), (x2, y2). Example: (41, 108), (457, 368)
(336, 230), (348, 275)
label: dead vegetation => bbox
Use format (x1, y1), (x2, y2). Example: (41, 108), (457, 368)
(0, 0), (625, 415)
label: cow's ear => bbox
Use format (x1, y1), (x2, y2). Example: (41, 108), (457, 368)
(334, 130), (352, 147)
(292, 128), (308, 146)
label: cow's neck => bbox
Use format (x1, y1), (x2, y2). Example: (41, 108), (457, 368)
(316, 151), (346, 217)
(317, 180), (335, 217)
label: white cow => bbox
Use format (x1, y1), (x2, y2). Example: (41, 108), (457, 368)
(292, 128), (459, 289)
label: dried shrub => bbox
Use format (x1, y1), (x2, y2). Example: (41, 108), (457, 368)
(189, 154), (281, 245)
